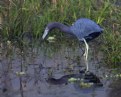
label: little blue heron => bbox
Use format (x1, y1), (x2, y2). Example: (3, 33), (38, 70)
(42, 18), (103, 72)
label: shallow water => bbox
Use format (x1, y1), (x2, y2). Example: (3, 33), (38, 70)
(0, 40), (120, 97)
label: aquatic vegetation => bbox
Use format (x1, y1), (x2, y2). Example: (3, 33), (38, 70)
(79, 81), (94, 88)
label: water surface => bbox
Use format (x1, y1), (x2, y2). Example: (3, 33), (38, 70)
(0, 39), (119, 97)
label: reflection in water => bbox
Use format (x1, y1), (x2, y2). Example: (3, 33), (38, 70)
(0, 40), (118, 97)
(108, 79), (121, 97)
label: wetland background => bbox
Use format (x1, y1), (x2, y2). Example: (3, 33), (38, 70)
(0, 0), (121, 97)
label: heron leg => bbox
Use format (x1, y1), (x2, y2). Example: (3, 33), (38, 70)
(82, 38), (89, 72)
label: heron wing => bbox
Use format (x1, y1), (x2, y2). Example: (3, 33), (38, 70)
(70, 18), (103, 40)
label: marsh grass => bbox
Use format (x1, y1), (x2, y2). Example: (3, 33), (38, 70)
(0, 0), (121, 67)
(0, 0), (109, 39)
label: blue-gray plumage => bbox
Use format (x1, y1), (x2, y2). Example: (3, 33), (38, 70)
(70, 18), (103, 42)
(42, 18), (103, 72)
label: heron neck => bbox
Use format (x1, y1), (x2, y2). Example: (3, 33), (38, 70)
(47, 22), (73, 35)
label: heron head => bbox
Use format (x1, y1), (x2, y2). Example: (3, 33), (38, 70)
(42, 27), (49, 39)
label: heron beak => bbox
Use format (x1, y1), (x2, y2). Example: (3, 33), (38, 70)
(42, 28), (49, 39)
